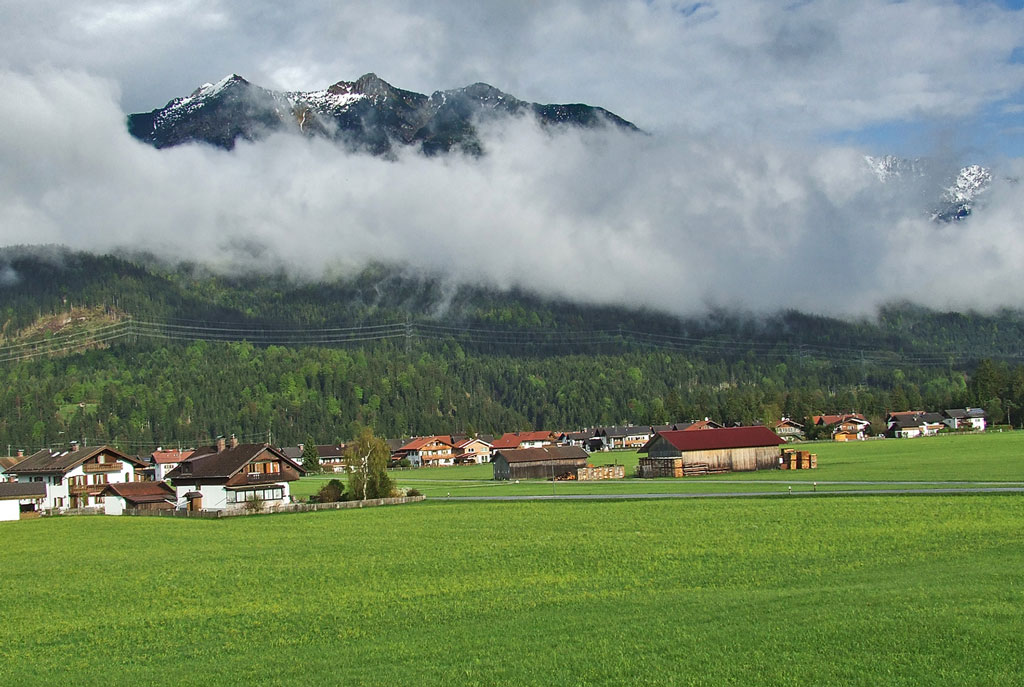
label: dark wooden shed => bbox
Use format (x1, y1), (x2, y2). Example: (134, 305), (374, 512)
(492, 446), (589, 481)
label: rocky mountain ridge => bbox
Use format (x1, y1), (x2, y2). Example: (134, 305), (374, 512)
(128, 73), (639, 156)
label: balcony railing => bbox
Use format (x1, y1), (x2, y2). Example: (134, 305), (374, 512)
(246, 472), (283, 484)
(83, 462), (123, 473)
(69, 483), (104, 495)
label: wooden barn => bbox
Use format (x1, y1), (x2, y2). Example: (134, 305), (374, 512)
(492, 446), (589, 481)
(638, 426), (785, 477)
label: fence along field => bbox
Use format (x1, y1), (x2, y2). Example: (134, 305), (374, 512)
(1, 494), (1021, 685)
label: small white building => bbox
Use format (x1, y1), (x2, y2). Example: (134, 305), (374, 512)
(0, 481), (46, 521)
(100, 481), (176, 515)
(7, 445), (148, 511)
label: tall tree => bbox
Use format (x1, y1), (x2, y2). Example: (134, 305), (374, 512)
(344, 426), (394, 500)
(301, 438), (321, 474)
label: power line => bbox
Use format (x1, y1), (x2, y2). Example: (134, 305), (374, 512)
(1, 315), (1021, 368)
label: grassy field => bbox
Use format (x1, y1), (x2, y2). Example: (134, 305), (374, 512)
(2, 494), (1022, 685)
(294, 431), (1024, 499)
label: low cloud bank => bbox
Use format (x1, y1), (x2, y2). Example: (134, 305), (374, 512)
(1, 69), (1022, 318)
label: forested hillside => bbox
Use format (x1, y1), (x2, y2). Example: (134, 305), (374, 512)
(1, 246), (1023, 453)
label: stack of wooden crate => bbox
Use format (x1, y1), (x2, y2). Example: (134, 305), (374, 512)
(780, 449), (817, 470)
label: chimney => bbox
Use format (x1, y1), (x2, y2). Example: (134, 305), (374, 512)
(16, 449), (24, 457)
(216, 436), (226, 452)
(229, 434), (238, 449)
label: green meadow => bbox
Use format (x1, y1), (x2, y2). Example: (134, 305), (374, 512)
(294, 431), (1024, 499)
(2, 494), (1022, 686)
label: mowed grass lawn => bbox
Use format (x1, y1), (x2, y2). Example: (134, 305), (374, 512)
(294, 431), (1024, 499)
(1, 494), (1022, 686)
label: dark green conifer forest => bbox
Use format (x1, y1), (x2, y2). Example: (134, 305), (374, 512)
(2, 246), (1023, 453)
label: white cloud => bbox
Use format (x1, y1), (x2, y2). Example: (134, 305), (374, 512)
(1, 1), (1022, 144)
(2, 68), (1023, 318)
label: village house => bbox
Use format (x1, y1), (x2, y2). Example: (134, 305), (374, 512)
(6, 445), (148, 511)
(452, 437), (493, 464)
(0, 481), (47, 521)
(596, 426), (653, 450)
(638, 426), (785, 477)
(886, 412), (945, 438)
(942, 408), (987, 431)
(100, 481), (176, 515)
(393, 436), (455, 467)
(316, 444), (348, 472)
(149, 448), (194, 481)
(492, 446), (589, 481)
(773, 418), (805, 441)
(560, 429), (605, 452)
(165, 437), (305, 511)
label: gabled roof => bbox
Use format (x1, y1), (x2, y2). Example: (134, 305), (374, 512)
(944, 408), (986, 419)
(644, 426), (785, 453)
(166, 444), (303, 480)
(0, 456), (25, 471)
(891, 413), (944, 428)
(8, 446), (145, 474)
(775, 419), (804, 429)
(454, 437), (492, 449)
(100, 481), (176, 504)
(385, 438), (408, 452)
(494, 446), (589, 463)
(886, 410), (926, 421)
(678, 420), (720, 431)
(151, 449), (193, 465)
(398, 436), (454, 452)
(491, 431), (555, 450)
(0, 481), (47, 500)
(814, 413), (867, 426)
(316, 444), (347, 459)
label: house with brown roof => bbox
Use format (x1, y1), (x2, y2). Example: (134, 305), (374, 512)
(638, 426), (785, 476)
(165, 436), (305, 511)
(492, 446), (589, 481)
(6, 445), (148, 511)
(100, 481), (176, 515)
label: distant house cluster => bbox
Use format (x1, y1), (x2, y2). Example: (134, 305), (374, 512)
(886, 408), (986, 438)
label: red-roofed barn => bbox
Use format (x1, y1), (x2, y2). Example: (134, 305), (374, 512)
(638, 426), (784, 477)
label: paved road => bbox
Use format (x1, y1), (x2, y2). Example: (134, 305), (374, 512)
(431, 486), (1024, 501)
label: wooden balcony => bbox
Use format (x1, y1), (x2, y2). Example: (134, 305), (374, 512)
(83, 462), (123, 473)
(245, 472), (283, 484)
(69, 483), (104, 495)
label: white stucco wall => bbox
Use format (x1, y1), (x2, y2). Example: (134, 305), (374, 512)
(0, 499), (21, 521)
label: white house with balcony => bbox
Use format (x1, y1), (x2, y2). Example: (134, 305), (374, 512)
(6, 445), (148, 511)
(165, 437), (305, 512)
